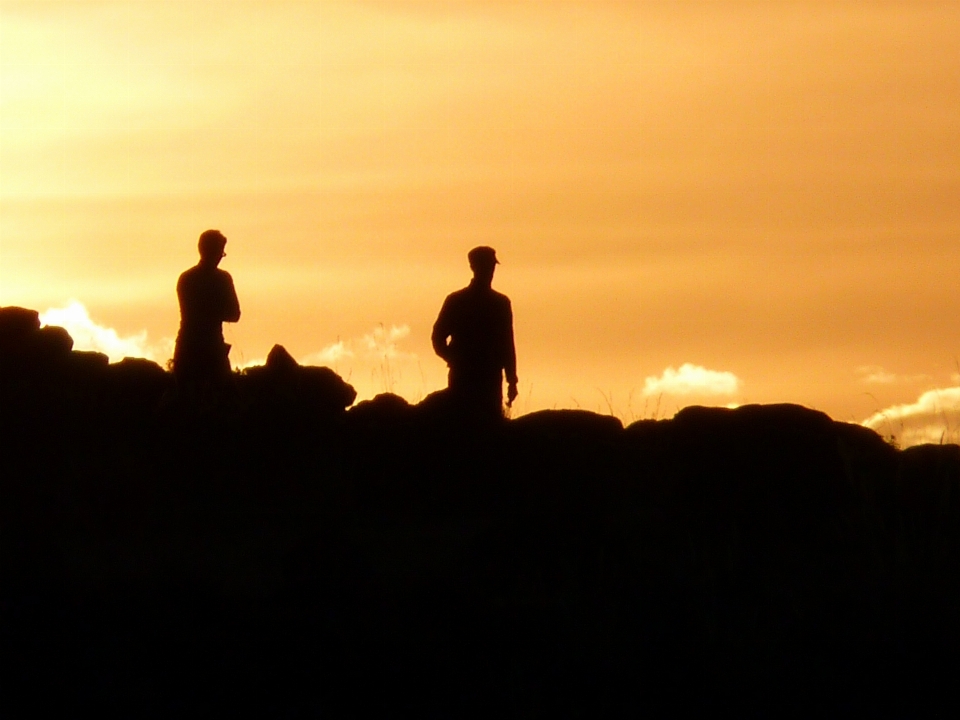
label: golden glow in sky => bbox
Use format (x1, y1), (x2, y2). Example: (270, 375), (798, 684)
(2, 1), (960, 444)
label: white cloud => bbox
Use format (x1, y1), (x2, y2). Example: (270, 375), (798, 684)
(362, 324), (413, 360)
(39, 300), (172, 364)
(857, 365), (929, 385)
(862, 387), (960, 447)
(299, 325), (412, 368)
(301, 339), (355, 366)
(857, 365), (898, 384)
(296, 323), (422, 400)
(642, 363), (741, 397)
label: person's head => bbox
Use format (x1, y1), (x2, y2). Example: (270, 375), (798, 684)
(468, 246), (499, 285)
(198, 229), (227, 266)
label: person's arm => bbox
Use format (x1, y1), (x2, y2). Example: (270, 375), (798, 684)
(222, 272), (241, 323)
(503, 299), (518, 405)
(176, 272), (187, 319)
(431, 297), (453, 363)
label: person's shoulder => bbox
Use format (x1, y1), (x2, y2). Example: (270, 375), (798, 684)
(445, 286), (471, 303)
(178, 264), (200, 284)
(491, 289), (512, 305)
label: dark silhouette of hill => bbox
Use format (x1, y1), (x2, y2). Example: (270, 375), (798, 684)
(3, 305), (960, 713)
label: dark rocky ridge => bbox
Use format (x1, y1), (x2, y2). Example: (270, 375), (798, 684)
(3, 305), (960, 711)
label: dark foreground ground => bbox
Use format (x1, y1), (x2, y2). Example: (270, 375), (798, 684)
(3, 308), (960, 714)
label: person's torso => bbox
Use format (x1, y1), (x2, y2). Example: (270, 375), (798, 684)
(178, 267), (231, 338)
(445, 287), (509, 370)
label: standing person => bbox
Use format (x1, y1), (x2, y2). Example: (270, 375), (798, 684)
(173, 229), (241, 395)
(432, 246), (518, 420)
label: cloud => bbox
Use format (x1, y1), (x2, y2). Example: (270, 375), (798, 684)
(362, 324), (413, 360)
(857, 365), (898, 384)
(300, 325), (412, 368)
(39, 300), (172, 364)
(642, 363), (741, 397)
(862, 387), (960, 447)
(301, 339), (355, 366)
(296, 324), (421, 400)
(857, 365), (929, 385)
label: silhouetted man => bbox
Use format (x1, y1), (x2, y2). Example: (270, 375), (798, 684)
(432, 246), (518, 419)
(173, 230), (240, 393)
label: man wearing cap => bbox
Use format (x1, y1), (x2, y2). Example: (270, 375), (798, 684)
(173, 229), (241, 392)
(432, 246), (518, 419)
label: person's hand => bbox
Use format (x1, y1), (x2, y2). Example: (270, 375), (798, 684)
(506, 381), (519, 407)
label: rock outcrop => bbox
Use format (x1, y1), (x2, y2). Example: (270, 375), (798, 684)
(2, 305), (959, 711)
(239, 343), (357, 418)
(0, 306), (357, 421)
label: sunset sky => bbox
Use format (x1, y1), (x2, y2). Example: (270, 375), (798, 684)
(2, 1), (959, 445)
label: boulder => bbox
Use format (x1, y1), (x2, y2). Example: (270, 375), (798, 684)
(0, 306), (40, 353)
(300, 365), (358, 414)
(503, 410), (625, 480)
(105, 357), (174, 413)
(415, 388), (453, 416)
(0, 309), (73, 368)
(240, 344), (356, 416)
(266, 343), (299, 374)
(897, 443), (960, 528)
(69, 350), (110, 372)
(348, 392), (414, 431)
(30, 325), (74, 359)
(55, 351), (112, 409)
(510, 409), (623, 445)
(0, 321), (75, 405)
(671, 402), (834, 436)
(658, 403), (845, 483)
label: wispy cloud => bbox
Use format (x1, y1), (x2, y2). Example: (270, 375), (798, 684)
(863, 387), (960, 447)
(362, 324), (412, 360)
(39, 300), (172, 364)
(857, 365), (929, 385)
(300, 339), (355, 367)
(296, 324), (421, 400)
(300, 324), (412, 367)
(238, 325), (414, 374)
(642, 363), (741, 397)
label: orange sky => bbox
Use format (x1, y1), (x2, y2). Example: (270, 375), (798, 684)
(2, 1), (960, 444)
